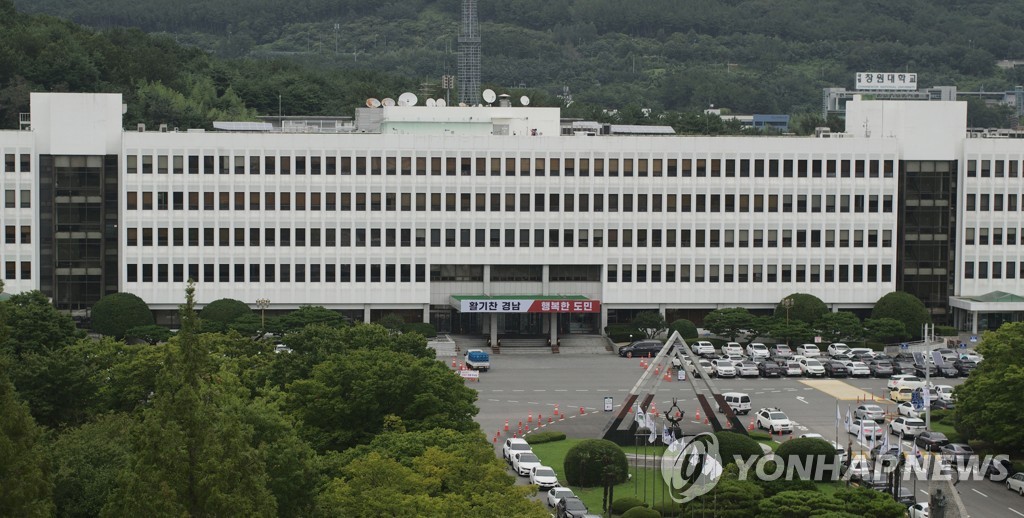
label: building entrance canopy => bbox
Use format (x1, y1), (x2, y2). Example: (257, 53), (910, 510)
(451, 295), (600, 313)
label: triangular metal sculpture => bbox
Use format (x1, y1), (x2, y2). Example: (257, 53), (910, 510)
(602, 331), (747, 444)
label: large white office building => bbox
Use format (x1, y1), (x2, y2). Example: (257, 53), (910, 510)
(0, 92), (1019, 339)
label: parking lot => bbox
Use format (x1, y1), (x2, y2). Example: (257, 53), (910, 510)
(437, 344), (1023, 518)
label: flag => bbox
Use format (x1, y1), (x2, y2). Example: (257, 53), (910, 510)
(835, 403), (841, 426)
(897, 433), (904, 456)
(869, 425), (877, 450)
(845, 405), (851, 430)
(635, 403), (646, 427)
(881, 427), (890, 452)
(922, 386), (931, 406)
(646, 412), (657, 443)
(662, 425), (673, 445)
(857, 420), (865, 445)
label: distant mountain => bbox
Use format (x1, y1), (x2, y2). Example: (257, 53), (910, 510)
(14, 0), (1024, 118)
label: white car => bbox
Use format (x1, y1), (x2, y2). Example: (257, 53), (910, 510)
(846, 418), (884, 439)
(907, 502), (929, 518)
(848, 347), (875, 358)
(711, 359), (737, 378)
(784, 360), (803, 377)
(795, 344), (821, 357)
(690, 359), (713, 377)
(959, 351), (983, 363)
(546, 487), (575, 508)
(896, 401), (923, 418)
(512, 451), (542, 476)
(755, 407), (793, 434)
(735, 361), (760, 377)
(529, 465), (559, 489)
(747, 343), (770, 360)
(854, 404), (885, 422)
(827, 343), (850, 357)
(934, 385), (955, 402)
(887, 375), (925, 391)
(693, 341), (716, 356)
(798, 358), (826, 377)
(1008, 472), (1024, 495)
(502, 438), (531, 463)
(847, 361), (871, 377)
(890, 416), (927, 437)
(722, 342), (744, 356)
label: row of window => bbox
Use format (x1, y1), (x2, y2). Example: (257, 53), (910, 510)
(963, 261), (1024, 279)
(125, 191), (896, 214)
(2, 154), (31, 174)
(1, 261), (30, 280)
(124, 226), (895, 249)
(125, 154), (897, 179)
(4, 226), (31, 244)
(962, 228), (1024, 245)
(3, 189), (31, 209)
(965, 193), (1024, 211)
(965, 160), (1024, 178)
(123, 261), (894, 284)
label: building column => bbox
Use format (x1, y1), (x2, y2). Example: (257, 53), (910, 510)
(601, 306), (608, 335)
(490, 313), (498, 347)
(422, 304), (430, 323)
(971, 311), (979, 335)
(363, 305), (371, 324)
(549, 313), (558, 346)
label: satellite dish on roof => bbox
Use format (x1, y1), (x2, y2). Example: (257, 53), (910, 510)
(482, 89), (496, 104)
(398, 92), (418, 107)
(425, 98), (437, 107)
(382, 97), (396, 107)
(520, 95), (531, 106)
(366, 98), (381, 108)
(436, 98), (447, 107)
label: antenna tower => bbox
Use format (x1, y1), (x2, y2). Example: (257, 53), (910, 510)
(458, 0), (481, 105)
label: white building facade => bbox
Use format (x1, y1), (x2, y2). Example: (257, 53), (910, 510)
(2, 92), (1018, 337)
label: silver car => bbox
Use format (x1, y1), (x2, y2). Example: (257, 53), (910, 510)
(735, 361), (760, 377)
(854, 404), (886, 422)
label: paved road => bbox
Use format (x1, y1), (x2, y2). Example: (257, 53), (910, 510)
(443, 349), (1022, 517)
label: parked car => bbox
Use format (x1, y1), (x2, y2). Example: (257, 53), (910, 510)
(939, 443), (975, 465)
(556, 496), (591, 518)
(823, 360), (849, 378)
(770, 344), (794, 359)
(907, 502), (929, 518)
(914, 362), (939, 377)
(722, 342), (744, 356)
(889, 387), (914, 402)
(529, 465), (559, 489)
(848, 347), (875, 359)
(718, 392), (751, 415)
(795, 343), (821, 357)
(1009, 472), (1024, 496)
(798, 358), (826, 377)
(693, 341), (717, 356)
(758, 360), (785, 377)
(893, 359), (917, 375)
(932, 348), (959, 363)
(502, 438), (531, 463)
(930, 399), (956, 410)
(512, 451), (542, 476)
(870, 444), (902, 462)
(747, 343), (770, 360)
(846, 418), (884, 439)
(711, 359), (737, 378)
(934, 385), (956, 402)
(618, 340), (664, 358)
(827, 343), (851, 357)
(959, 351), (983, 363)
(953, 359), (977, 376)
(889, 416), (927, 437)
(938, 363), (960, 378)
(840, 455), (873, 482)
(736, 361), (760, 378)
(867, 360), (894, 377)
(783, 360), (803, 377)
(887, 375), (926, 391)
(915, 431), (950, 452)
(847, 361), (871, 377)
(854, 404), (886, 422)
(896, 402), (923, 419)
(690, 359), (713, 377)
(986, 457), (1014, 481)
(547, 487), (576, 508)
(755, 407), (793, 434)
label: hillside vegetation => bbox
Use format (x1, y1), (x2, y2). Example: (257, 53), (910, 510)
(6, 0), (1024, 129)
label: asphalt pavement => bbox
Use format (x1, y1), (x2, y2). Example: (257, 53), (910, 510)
(435, 346), (1023, 517)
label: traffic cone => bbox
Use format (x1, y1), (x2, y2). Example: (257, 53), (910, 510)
(518, 420), (523, 429)
(748, 419), (755, 431)
(695, 409), (701, 421)
(704, 417), (709, 425)
(664, 370), (672, 382)
(650, 403), (657, 415)
(538, 414), (543, 423)
(496, 429), (501, 437)
(580, 406), (585, 415)
(554, 405), (560, 416)
(560, 413), (564, 420)
(493, 435), (497, 443)
(655, 366), (661, 375)
(548, 417), (553, 424)
(528, 413), (533, 423)
(504, 419), (509, 431)
(513, 433), (518, 438)
(451, 358), (456, 368)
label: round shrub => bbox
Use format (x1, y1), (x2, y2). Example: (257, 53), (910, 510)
(91, 292), (154, 339)
(871, 291), (931, 339)
(714, 430), (763, 468)
(669, 319), (698, 339)
(401, 322), (437, 338)
(651, 501), (682, 517)
(201, 298), (252, 325)
(774, 437), (841, 481)
(525, 431), (566, 445)
(610, 497), (646, 515)
(563, 439), (628, 487)
(774, 293), (828, 325)
(621, 506), (662, 518)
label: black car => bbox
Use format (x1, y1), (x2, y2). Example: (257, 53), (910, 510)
(824, 361), (849, 377)
(618, 340), (664, 358)
(914, 363), (939, 377)
(986, 457), (1014, 481)
(953, 359), (977, 376)
(893, 360), (916, 375)
(930, 399), (956, 410)
(555, 496), (590, 518)
(870, 444), (901, 462)
(915, 431), (950, 452)
(868, 360), (894, 377)
(939, 443), (975, 464)
(939, 364), (960, 378)
(758, 361), (785, 377)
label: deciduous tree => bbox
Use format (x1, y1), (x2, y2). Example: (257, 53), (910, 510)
(954, 322), (1024, 451)
(814, 312), (862, 344)
(0, 365), (54, 517)
(703, 307), (754, 341)
(871, 292), (930, 339)
(631, 311), (667, 339)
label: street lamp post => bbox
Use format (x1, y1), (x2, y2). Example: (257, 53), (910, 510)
(782, 298), (795, 345)
(256, 298), (271, 331)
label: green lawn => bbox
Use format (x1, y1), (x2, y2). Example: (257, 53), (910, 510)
(530, 438), (674, 513)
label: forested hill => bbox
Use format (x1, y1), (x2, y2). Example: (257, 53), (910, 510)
(13, 0), (1024, 120)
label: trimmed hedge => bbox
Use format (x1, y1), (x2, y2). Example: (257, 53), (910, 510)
(564, 439), (629, 487)
(930, 409), (950, 424)
(607, 324), (642, 343)
(401, 322), (437, 338)
(935, 325), (959, 337)
(621, 507), (662, 518)
(651, 501), (682, 517)
(774, 438), (841, 481)
(525, 431), (566, 445)
(668, 319), (698, 339)
(747, 430), (772, 441)
(610, 497), (646, 515)
(715, 430), (764, 468)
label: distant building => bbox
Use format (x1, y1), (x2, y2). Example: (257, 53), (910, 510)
(718, 114), (791, 133)
(823, 86), (957, 119)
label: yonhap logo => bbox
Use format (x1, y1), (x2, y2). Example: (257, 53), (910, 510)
(661, 433), (724, 503)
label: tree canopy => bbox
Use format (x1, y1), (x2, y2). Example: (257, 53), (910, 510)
(955, 321), (1024, 452)
(90, 292), (154, 339)
(871, 292), (931, 339)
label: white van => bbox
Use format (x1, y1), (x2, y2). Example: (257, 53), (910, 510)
(718, 392), (751, 415)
